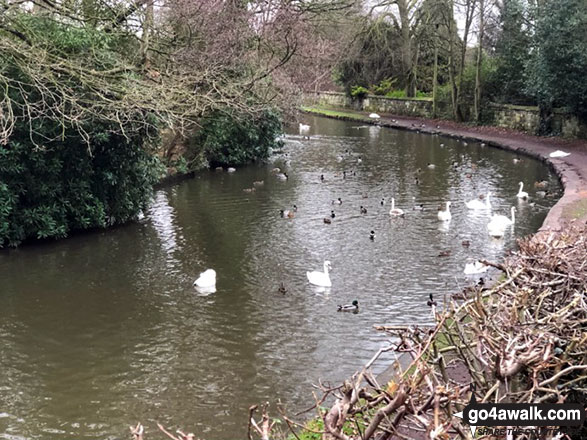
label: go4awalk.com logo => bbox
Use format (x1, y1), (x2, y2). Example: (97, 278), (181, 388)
(454, 387), (585, 437)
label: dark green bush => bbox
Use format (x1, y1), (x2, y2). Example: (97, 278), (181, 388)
(350, 85), (369, 100)
(0, 121), (161, 247)
(192, 109), (283, 167)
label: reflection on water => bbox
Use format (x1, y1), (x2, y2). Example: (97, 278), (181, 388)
(0, 116), (562, 440)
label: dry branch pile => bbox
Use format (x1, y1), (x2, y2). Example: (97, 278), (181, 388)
(129, 226), (586, 440)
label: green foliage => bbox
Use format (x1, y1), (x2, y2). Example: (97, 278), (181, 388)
(371, 78), (398, 96)
(526, 0), (587, 118)
(0, 14), (161, 247)
(192, 109), (283, 167)
(350, 85), (369, 100)
(385, 89), (431, 99)
(492, 0), (534, 105)
(0, 121), (161, 247)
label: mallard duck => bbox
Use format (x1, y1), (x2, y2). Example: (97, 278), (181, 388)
(462, 240), (471, 247)
(513, 157), (521, 164)
(438, 250), (451, 257)
(332, 198), (342, 205)
(337, 300), (359, 312)
(280, 209), (294, 219)
(369, 230), (375, 240)
(534, 180), (548, 189)
(427, 293), (437, 307)
(278, 282), (287, 294)
(323, 217), (332, 224)
(427, 163), (436, 169)
(360, 206), (367, 214)
(330, 210), (336, 219)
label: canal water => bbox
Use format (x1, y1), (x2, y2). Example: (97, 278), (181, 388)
(0, 116), (561, 439)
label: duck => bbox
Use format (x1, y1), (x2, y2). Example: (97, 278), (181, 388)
(323, 217), (332, 224)
(461, 240), (471, 247)
(360, 206), (367, 214)
(536, 190), (548, 198)
(513, 157), (521, 164)
(330, 210), (336, 219)
(320, 174), (325, 182)
(466, 192), (491, 210)
(380, 198), (386, 206)
(252, 180), (264, 186)
(307, 261), (332, 287)
(337, 300), (359, 312)
(464, 260), (489, 275)
(534, 180), (548, 189)
(243, 187), (256, 193)
(276, 172), (288, 180)
(292, 205), (298, 212)
(278, 282), (287, 294)
(194, 269), (216, 288)
(369, 230), (375, 240)
(227, 167), (236, 173)
(357, 157), (362, 164)
(427, 293), (437, 307)
(440, 143), (445, 147)
(516, 182), (529, 199)
(389, 198), (405, 217)
(438, 250), (451, 257)
(427, 163), (436, 169)
(332, 198), (342, 205)
(280, 209), (294, 219)
(412, 197), (424, 211)
(271, 167), (281, 174)
(437, 202), (452, 221)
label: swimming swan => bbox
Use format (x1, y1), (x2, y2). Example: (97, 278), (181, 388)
(389, 198), (405, 217)
(466, 192), (491, 210)
(464, 261), (489, 275)
(437, 202), (452, 221)
(194, 269), (216, 288)
(369, 113), (380, 119)
(490, 206), (516, 227)
(307, 261), (332, 287)
(516, 182), (529, 199)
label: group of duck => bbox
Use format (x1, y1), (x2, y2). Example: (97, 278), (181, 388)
(195, 120), (549, 313)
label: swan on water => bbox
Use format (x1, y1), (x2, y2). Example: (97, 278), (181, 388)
(194, 269), (216, 288)
(466, 192), (491, 210)
(490, 206), (516, 227)
(299, 123), (310, 132)
(389, 198), (405, 217)
(516, 182), (529, 199)
(437, 202), (452, 221)
(464, 261), (489, 275)
(227, 167), (236, 173)
(369, 113), (380, 119)
(307, 261), (332, 287)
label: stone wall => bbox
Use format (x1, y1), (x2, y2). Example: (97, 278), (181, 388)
(308, 91), (433, 118)
(306, 92), (587, 139)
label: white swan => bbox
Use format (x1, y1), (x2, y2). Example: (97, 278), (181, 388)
(369, 113), (380, 119)
(389, 198), (405, 217)
(464, 261), (489, 275)
(194, 269), (216, 288)
(490, 206), (516, 227)
(466, 192), (491, 210)
(487, 221), (507, 238)
(516, 182), (529, 199)
(307, 261), (332, 287)
(550, 150), (570, 158)
(437, 202), (452, 221)
(299, 123), (310, 132)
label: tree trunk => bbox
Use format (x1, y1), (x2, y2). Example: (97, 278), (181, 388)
(447, 1), (458, 120)
(473, 0), (485, 123)
(433, 41), (438, 118)
(141, 0), (154, 70)
(456, 0), (477, 121)
(398, 0), (414, 97)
